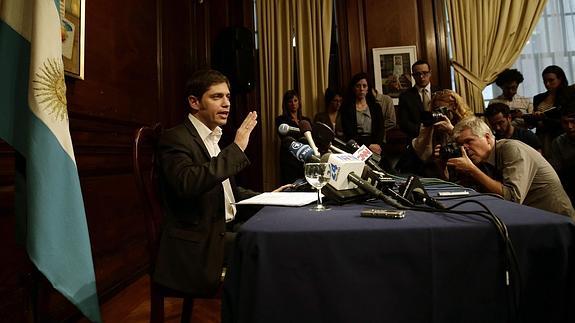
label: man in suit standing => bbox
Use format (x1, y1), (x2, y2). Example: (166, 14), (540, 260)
(153, 69), (260, 296)
(398, 60), (434, 141)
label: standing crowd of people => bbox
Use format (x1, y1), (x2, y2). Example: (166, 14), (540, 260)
(275, 60), (575, 219)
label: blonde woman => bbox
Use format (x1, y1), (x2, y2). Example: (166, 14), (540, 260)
(411, 89), (473, 162)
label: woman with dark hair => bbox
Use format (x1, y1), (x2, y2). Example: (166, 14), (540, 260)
(275, 90), (311, 184)
(340, 72), (385, 155)
(533, 65), (573, 157)
(314, 88), (343, 138)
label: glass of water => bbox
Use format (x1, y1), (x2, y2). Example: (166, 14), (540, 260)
(304, 162), (331, 211)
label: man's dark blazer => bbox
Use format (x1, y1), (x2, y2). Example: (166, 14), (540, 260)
(153, 117), (258, 296)
(398, 86), (426, 140)
(398, 86), (440, 140)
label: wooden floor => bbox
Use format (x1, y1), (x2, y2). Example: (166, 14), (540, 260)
(78, 275), (221, 323)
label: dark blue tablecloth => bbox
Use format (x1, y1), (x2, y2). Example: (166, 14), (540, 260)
(223, 191), (575, 323)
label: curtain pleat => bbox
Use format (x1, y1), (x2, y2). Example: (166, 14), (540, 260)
(257, 0), (332, 189)
(257, 0), (293, 190)
(294, 0), (333, 117)
(447, 0), (547, 112)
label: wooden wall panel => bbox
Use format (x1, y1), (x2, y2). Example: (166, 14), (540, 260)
(1, 0), (263, 320)
(340, 0), (451, 90)
(1, 0), (160, 320)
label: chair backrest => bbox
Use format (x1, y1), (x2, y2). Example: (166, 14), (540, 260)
(133, 123), (163, 266)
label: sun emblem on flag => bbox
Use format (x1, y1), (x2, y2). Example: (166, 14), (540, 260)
(33, 58), (68, 121)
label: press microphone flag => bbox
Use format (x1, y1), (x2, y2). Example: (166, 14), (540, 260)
(326, 154), (365, 190)
(283, 137), (320, 163)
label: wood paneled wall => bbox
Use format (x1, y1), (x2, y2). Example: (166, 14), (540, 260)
(1, 0), (260, 320)
(0, 0), (447, 321)
(338, 0), (450, 90)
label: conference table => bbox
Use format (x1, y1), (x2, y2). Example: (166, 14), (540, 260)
(222, 185), (575, 323)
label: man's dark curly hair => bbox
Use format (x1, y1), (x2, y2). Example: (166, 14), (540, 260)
(495, 69), (524, 87)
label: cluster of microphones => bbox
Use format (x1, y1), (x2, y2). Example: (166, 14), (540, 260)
(278, 121), (445, 210)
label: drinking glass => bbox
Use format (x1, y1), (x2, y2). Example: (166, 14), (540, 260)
(304, 162), (331, 211)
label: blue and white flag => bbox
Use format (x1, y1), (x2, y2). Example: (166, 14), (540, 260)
(0, 1), (101, 321)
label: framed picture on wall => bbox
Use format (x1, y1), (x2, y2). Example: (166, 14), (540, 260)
(372, 46), (417, 105)
(61, 0), (85, 79)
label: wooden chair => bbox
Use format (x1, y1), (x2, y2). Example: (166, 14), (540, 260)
(133, 124), (194, 323)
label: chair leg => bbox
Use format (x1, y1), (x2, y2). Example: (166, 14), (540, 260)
(150, 283), (165, 323)
(180, 298), (194, 323)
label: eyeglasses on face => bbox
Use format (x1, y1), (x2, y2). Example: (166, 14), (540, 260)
(412, 71), (431, 77)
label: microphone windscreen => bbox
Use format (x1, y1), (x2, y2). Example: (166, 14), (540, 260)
(346, 139), (361, 151)
(312, 122), (335, 153)
(278, 124), (290, 135)
(285, 139), (319, 163)
(279, 123), (300, 136)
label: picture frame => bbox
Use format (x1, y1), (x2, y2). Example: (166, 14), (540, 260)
(61, 0), (85, 79)
(372, 46), (417, 105)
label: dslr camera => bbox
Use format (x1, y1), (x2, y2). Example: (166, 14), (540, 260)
(439, 142), (462, 160)
(420, 106), (449, 127)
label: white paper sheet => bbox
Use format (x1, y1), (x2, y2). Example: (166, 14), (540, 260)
(235, 192), (322, 206)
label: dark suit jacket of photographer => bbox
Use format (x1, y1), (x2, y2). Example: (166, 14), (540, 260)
(154, 117), (258, 296)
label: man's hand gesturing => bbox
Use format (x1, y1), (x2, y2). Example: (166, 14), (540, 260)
(234, 111), (258, 151)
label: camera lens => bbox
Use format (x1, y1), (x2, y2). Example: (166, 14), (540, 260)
(421, 111), (445, 127)
(439, 142), (462, 160)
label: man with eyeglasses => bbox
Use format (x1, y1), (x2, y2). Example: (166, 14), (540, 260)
(398, 60), (436, 141)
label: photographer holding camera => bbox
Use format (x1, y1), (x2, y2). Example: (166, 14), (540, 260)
(399, 89), (473, 177)
(441, 116), (574, 218)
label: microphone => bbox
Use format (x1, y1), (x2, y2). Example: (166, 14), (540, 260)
(325, 154), (405, 208)
(346, 173), (405, 209)
(312, 122), (352, 154)
(347, 139), (382, 164)
(400, 175), (445, 209)
(331, 137), (356, 153)
(312, 122), (335, 154)
(299, 120), (320, 157)
(325, 153), (365, 190)
(282, 136), (321, 163)
(346, 139), (361, 151)
(278, 123), (301, 136)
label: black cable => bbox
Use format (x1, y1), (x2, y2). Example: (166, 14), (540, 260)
(364, 197), (522, 323)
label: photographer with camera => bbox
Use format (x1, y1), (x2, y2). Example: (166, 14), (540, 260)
(440, 116), (574, 218)
(398, 89), (473, 177)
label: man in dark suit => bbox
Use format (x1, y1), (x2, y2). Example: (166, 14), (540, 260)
(153, 69), (260, 296)
(398, 60), (434, 141)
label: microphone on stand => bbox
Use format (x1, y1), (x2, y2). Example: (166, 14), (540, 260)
(400, 175), (445, 209)
(299, 120), (320, 157)
(312, 122), (386, 174)
(312, 122), (350, 154)
(282, 136), (321, 163)
(278, 123), (301, 137)
(325, 153), (405, 208)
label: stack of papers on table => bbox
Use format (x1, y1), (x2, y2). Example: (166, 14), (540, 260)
(235, 192), (321, 206)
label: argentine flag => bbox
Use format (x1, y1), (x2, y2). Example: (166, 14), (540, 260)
(0, 1), (101, 322)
